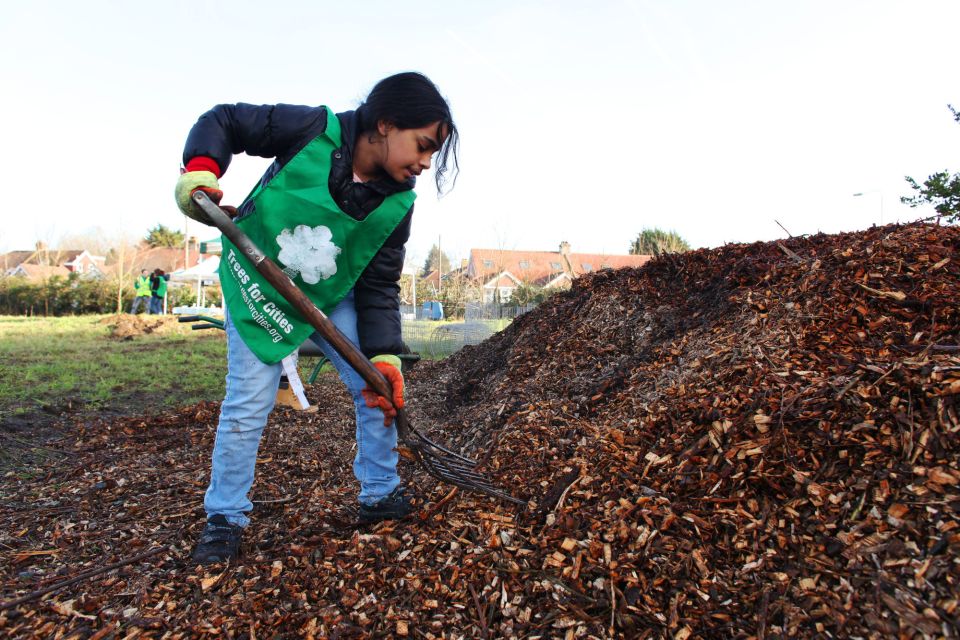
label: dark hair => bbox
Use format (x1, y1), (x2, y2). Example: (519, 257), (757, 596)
(358, 72), (459, 194)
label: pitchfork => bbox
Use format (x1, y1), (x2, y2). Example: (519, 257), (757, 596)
(192, 191), (525, 506)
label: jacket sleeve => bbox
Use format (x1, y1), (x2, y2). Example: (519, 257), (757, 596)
(182, 104), (328, 173)
(354, 209), (413, 357)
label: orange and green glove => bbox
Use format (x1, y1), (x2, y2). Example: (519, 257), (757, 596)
(174, 157), (224, 225)
(361, 355), (404, 426)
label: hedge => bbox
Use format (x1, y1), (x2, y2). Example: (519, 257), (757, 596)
(0, 275), (221, 316)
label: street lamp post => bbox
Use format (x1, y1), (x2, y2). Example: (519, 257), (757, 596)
(853, 191), (884, 225)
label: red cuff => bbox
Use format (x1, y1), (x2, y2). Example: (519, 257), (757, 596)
(185, 156), (221, 178)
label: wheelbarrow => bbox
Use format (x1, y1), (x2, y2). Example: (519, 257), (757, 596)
(192, 191), (525, 506)
(177, 314), (224, 331)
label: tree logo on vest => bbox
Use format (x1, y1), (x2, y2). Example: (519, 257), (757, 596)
(276, 225), (341, 284)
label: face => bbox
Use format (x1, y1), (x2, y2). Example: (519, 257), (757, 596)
(377, 120), (447, 183)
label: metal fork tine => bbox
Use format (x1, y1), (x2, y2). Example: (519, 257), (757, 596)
(423, 450), (485, 475)
(404, 425), (477, 464)
(413, 447), (527, 505)
(403, 415), (524, 503)
(430, 456), (482, 475)
(399, 409), (527, 504)
(432, 463), (486, 483)
(398, 414), (525, 502)
(417, 450), (464, 474)
(426, 470), (520, 503)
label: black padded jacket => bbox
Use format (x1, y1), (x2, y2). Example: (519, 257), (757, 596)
(182, 104), (413, 357)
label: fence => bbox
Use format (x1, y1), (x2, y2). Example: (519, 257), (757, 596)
(399, 302), (536, 358)
(399, 302), (536, 321)
(464, 302), (537, 321)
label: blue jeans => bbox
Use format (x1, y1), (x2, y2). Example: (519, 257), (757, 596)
(204, 291), (400, 527)
(130, 296), (149, 314)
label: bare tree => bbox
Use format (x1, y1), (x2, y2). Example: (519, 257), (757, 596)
(108, 232), (148, 314)
(399, 273), (417, 305)
(59, 227), (116, 256)
(433, 269), (483, 319)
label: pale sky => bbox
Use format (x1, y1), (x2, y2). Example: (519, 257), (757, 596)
(1, 0), (957, 268)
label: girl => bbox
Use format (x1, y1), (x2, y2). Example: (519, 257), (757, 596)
(174, 72), (458, 564)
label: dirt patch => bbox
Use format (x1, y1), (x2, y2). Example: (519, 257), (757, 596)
(0, 390), (210, 472)
(100, 314), (185, 340)
(0, 407), (76, 475)
(1, 396), (88, 437)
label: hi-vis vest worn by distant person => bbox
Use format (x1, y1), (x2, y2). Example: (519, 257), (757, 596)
(219, 107), (415, 364)
(135, 275), (152, 297)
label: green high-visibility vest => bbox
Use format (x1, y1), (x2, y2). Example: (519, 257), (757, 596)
(219, 107), (415, 364)
(134, 275), (151, 297)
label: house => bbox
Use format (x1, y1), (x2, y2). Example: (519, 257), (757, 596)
(1, 242), (107, 279)
(61, 250), (106, 276)
(1, 251), (38, 273)
(96, 239), (216, 287)
(2, 238), (214, 282)
(419, 260), (468, 297)
(7, 264), (71, 279)
(134, 239), (209, 274)
(466, 241), (652, 303)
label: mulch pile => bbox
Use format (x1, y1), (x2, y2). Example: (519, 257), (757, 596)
(1, 222), (958, 638)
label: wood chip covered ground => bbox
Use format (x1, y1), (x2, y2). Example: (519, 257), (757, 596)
(2, 222), (958, 638)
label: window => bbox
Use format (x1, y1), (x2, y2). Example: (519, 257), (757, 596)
(483, 259), (494, 268)
(582, 263), (593, 272)
(550, 262), (562, 270)
(519, 260), (530, 269)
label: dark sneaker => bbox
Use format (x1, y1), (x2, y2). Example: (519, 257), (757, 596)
(358, 487), (415, 524)
(192, 515), (242, 564)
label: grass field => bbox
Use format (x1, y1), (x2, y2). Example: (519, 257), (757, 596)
(0, 314), (515, 433)
(0, 314), (228, 430)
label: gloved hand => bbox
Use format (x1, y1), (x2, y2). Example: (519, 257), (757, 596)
(175, 169), (223, 225)
(361, 355), (404, 426)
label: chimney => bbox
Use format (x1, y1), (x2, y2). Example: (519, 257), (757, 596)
(559, 241), (571, 256)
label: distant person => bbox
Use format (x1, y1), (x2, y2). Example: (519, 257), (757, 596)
(129, 269), (151, 314)
(174, 71), (459, 564)
(149, 269), (168, 314)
